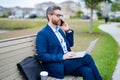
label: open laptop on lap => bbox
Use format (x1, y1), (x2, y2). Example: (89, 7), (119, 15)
(74, 38), (99, 58)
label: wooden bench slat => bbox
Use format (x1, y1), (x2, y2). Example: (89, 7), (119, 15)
(0, 52), (34, 71)
(1, 71), (22, 80)
(47, 76), (81, 80)
(0, 62), (20, 77)
(14, 77), (23, 80)
(0, 34), (36, 47)
(0, 34), (36, 42)
(0, 46), (35, 60)
(0, 62), (18, 73)
(0, 66), (19, 79)
(0, 41), (35, 54)
(0, 48), (36, 79)
(0, 37), (35, 48)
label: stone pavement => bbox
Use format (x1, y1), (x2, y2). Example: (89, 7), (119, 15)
(99, 22), (120, 80)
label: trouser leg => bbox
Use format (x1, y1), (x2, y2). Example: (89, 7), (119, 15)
(72, 66), (95, 80)
(64, 58), (83, 75)
(83, 54), (102, 80)
(63, 54), (102, 80)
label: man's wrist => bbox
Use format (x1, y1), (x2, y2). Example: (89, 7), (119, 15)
(65, 29), (72, 33)
(65, 29), (70, 32)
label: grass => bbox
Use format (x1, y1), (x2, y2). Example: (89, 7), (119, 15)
(117, 25), (120, 28)
(67, 19), (118, 80)
(0, 18), (47, 30)
(93, 35), (118, 80)
(0, 18), (119, 80)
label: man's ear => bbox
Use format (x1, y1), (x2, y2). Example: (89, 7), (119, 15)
(48, 14), (52, 20)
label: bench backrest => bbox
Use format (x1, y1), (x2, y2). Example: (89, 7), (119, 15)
(0, 34), (36, 80)
(0, 34), (81, 80)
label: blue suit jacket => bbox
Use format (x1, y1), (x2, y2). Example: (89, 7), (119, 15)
(36, 24), (74, 79)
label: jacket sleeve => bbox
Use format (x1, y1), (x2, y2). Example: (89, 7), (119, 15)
(36, 31), (63, 62)
(65, 30), (74, 47)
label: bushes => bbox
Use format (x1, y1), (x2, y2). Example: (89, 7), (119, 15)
(97, 12), (104, 20)
(109, 18), (120, 22)
(0, 14), (9, 18)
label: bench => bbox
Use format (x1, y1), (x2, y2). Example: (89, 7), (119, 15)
(0, 34), (82, 80)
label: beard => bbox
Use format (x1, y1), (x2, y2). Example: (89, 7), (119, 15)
(52, 19), (60, 26)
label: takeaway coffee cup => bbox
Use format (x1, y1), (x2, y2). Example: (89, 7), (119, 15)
(40, 71), (48, 80)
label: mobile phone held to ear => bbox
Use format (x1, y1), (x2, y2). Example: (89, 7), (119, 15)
(60, 19), (64, 26)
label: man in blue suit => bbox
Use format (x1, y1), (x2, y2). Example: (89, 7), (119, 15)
(36, 6), (102, 80)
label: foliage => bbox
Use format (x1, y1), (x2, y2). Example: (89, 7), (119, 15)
(109, 17), (120, 22)
(0, 14), (9, 18)
(95, 4), (101, 12)
(96, 12), (103, 20)
(84, 0), (112, 9)
(76, 10), (83, 18)
(111, 2), (120, 12)
(82, 0), (112, 33)
(85, 0), (102, 9)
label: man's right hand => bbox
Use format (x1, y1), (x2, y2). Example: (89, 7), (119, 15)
(63, 51), (75, 60)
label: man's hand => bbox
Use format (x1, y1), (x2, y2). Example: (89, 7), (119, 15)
(63, 51), (76, 60)
(60, 21), (70, 32)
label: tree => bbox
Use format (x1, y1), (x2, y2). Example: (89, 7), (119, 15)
(114, 0), (120, 2)
(76, 10), (83, 18)
(81, 0), (112, 33)
(95, 4), (103, 20)
(111, 2), (120, 12)
(111, 1), (120, 19)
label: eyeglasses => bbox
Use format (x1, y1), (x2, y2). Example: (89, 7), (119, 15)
(53, 14), (63, 18)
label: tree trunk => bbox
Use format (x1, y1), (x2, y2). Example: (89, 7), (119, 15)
(89, 8), (93, 33)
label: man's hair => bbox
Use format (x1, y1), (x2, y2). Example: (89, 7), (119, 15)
(46, 6), (61, 21)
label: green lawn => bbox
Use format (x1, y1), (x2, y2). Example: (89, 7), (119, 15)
(0, 19), (119, 80)
(69, 20), (118, 80)
(0, 19), (47, 30)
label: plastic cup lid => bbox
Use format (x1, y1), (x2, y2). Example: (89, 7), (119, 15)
(40, 71), (48, 76)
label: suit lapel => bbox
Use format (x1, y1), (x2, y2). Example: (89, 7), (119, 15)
(46, 25), (62, 47)
(59, 29), (70, 49)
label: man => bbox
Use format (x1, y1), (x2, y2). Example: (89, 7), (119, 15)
(36, 6), (102, 80)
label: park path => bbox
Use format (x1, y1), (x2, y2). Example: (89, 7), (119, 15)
(99, 22), (120, 80)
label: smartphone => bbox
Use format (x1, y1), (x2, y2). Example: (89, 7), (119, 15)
(60, 19), (64, 26)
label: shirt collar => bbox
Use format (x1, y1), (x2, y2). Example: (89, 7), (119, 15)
(48, 23), (60, 33)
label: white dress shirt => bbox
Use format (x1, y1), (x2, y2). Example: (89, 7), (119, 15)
(48, 24), (68, 53)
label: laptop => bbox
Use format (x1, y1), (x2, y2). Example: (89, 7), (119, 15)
(74, 38), (99, 58)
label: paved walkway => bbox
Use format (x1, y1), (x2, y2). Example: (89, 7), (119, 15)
(99, 22), (120, 80)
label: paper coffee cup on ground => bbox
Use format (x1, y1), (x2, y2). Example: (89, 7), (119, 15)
(40, 71), (48, 80)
